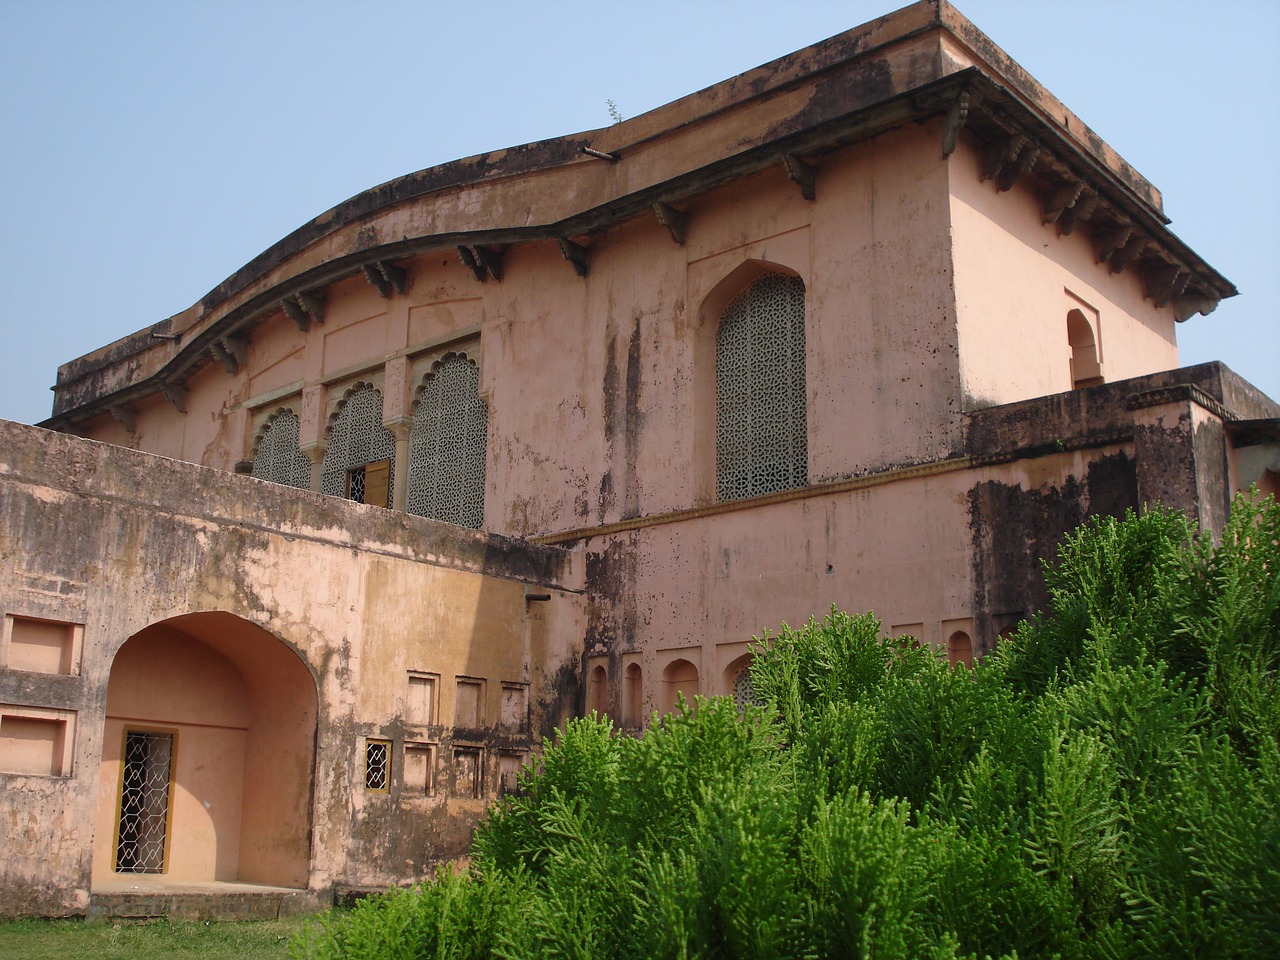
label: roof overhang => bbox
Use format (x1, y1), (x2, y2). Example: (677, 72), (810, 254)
(44, 0), (1236, 429)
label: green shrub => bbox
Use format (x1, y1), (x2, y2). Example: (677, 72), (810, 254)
(296, 493), (1279, 960)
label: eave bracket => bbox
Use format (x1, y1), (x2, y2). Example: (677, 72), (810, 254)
(653, 202), (688, 244)
(362, 260), (409, 298)
(558, 238), (591, 278)
(457, 245), (504, 282)
(782, 154), (816, 201)
(940, 88), (970, 158)
(282, 291), (326, 330)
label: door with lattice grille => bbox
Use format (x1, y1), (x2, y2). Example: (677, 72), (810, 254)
(114, 730), (174, 873)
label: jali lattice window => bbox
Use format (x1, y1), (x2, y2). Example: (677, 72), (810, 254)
(115, 730), (174, 873)
(251, 410), (312, 490)
(407, 354), (487, 528)
(716, 272), (808, 501)
(321, 385), (397, 504)
(732, 664), (760, 710)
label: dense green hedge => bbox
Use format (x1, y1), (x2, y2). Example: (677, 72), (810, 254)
(294, 495), (1279, 959)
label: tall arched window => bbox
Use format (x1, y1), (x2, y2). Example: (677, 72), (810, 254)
(716, 272), (808, 501)
(250, 410), (311, 490)
(321, 384), (397, 507)
(406, 354), (488, 528)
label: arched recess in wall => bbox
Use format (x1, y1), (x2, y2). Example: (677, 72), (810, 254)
(92, 612), (318, 889)
(406, 353), (488, 529)
(723, 654), (760, 709)
(947, 630), (973, 669)
(707, 265), (809, 502)
(623, 662), (643, 728)
(587, 664), (609, 716)
(250, 408), (312, 490)
(1067, 309), (1103, 389)
(321, 382), (397, 506)
(661, 659), (700, 714)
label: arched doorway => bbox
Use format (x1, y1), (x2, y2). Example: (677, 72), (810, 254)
(92, 612), (317, 889)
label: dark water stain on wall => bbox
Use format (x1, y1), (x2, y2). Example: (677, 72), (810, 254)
(968, 452), (1137, 652)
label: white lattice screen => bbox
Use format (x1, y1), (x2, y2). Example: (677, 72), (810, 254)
(321, 385), (397, 500)
(251, 411), (312, 489)
(716, 273), (808, 501)
(406, 355), (487, 528)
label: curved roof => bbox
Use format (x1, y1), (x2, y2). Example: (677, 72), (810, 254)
(47, 0), (1234, 427)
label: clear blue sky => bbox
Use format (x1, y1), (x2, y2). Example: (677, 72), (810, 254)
(1, 0), (1276, 426)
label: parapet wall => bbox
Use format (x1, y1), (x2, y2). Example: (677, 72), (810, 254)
(0, 419), (584, 915)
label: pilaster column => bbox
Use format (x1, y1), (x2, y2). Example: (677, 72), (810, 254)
(386, 419), (412, 512)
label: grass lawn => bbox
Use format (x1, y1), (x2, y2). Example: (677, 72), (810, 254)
(0, 913), (326, 960)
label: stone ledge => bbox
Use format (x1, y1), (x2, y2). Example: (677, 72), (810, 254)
(86, 888), (328, 922)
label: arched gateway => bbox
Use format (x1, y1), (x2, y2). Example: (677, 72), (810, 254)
(92, 612), (318, 889)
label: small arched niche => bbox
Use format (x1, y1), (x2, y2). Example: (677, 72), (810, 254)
(587, 663), (609, 717)
(661, 659), (700, 714)
(947, 630), (973, 669)
(1067, 309), (1103, 389)
(623, 662), (643, 728)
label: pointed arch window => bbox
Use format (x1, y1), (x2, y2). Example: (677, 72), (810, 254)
(715, 272), (808, 501)
(250, 410), (311, 490)
(321, 384), (396, 507)
(406, 354), (488, 528)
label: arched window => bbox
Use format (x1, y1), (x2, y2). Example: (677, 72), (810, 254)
(661, 658), (700, 714)
(250, 410), (311, 490)
(588, 664), (608, 716)
(948, 631), (973, 669)
(321, 384), (396, 507)
(407, 354), (488, 528)
(1067, 309), (1103, 389)
(623, 663), (643, 728)
(716, 272), (808, 501)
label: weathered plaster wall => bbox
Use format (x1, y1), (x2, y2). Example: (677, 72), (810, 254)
(76, 122), (967, 542)
(948, 133), (1180, 409)
(579, 468), (977, 723)
(0, 419), (583, 916)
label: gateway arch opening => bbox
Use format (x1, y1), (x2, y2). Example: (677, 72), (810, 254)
(93, 612), (318, 889)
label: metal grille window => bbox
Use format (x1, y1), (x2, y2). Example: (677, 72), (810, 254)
(716, 273), (808, 501)
(251, 411), (311, 489)
(346, 458), (391, 507)
(365, 739), (390, 792)
(407, 355), (487, 528)
(115, 731), (173, 873)
(321, 385), (397, 503)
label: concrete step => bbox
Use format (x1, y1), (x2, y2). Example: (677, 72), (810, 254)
(87, 887), (327, 921)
